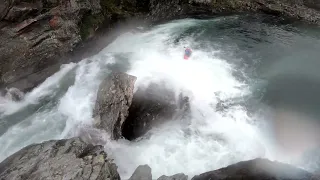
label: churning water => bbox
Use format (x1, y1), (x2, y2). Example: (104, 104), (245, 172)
(1, 14), (320, 179)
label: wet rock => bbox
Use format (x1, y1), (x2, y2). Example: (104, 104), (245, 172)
(191, 158), (316, 180)
(3, 87), (24, 102)
(122, 82), (190, 140)
(0, 137), (120, 180)
(0, 0), (11, 20)
(71, 124), (109, 146)
(304, 0), (320, 11)
(149, 0), (320, 24)
(0, 0), (101, 92)
(158, 173), (188, 180)
(93, 72), (137, 140)
(129, 165), (152, 180)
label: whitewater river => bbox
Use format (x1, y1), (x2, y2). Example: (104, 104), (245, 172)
(1, 14), (320, 179)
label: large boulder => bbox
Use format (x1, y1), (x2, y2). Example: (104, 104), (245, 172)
(129, 165), (152, 180)
(191, 158), (317, 180)
(122, 82), (190, 140)
(0, 137), (120, 180)
(93, 72), (137, 140)
(93, 74), (190, 141)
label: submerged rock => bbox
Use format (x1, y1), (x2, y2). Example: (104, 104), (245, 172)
(93, 72), (137, 140)
(129, 165), (152, 180)
(0, 137), (120, 180)
(191, 158), (317, 180)
(122, 82), (190, 140)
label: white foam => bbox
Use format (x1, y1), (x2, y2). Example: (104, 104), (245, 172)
(0, 63), (76, 116)
(102, 19), (273, 179)
(0, 18), (286, 178)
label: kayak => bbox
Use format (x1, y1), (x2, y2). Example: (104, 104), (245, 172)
(184, 48), (192, 60)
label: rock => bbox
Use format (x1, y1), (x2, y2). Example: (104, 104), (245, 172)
(129, 165), (152, 180)
(148, 0), (320, 24)
(122, 82), (190, 140)
(1, 0), (320, 95)
(157, 173), (188, 180)
(93, 72), (137, 140)
(0, 0), (11, 20)
(3, 87), (25, 101)
(0, 0), (101, 92)
(191, 158), (317, 180)
(0, 0), (141, 93)
(304, 0), (320, 11)
(4, 2), (42, 22)
(0, 137), (120, 180)
(70, 124), (109, 146)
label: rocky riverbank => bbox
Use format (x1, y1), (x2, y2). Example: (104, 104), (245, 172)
(1, 0), (320, 92)
(0, 137), (318, 180)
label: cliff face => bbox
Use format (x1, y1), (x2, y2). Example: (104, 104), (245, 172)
(0, 137), (318, 180)
(0, 0), (99, 91)
(1, 0), (320, 92)
(148, 0), (320, 23)
(0, 0), (142, 92)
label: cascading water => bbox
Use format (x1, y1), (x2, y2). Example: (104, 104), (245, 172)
(1, 14), (320, 179)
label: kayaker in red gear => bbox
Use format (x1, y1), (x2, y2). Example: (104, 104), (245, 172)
(184, 47), (192, 60)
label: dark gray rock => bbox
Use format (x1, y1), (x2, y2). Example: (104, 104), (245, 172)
(129, 165), (152, 180)
(2, 0), (320, 95)
(0, 137), (120, 180)
(0, 0), (11, 20)
(191, 158), (318, 180)
(122, 82), (190, 140)
(4, 2), (42, 22)
(93, 72), (137, 140)
(0, 0), (101, 92)
(157, 173), (188, 180)
(148, 0), (320, 24)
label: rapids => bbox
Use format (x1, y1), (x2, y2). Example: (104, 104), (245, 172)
(1, 14), (320, 179)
